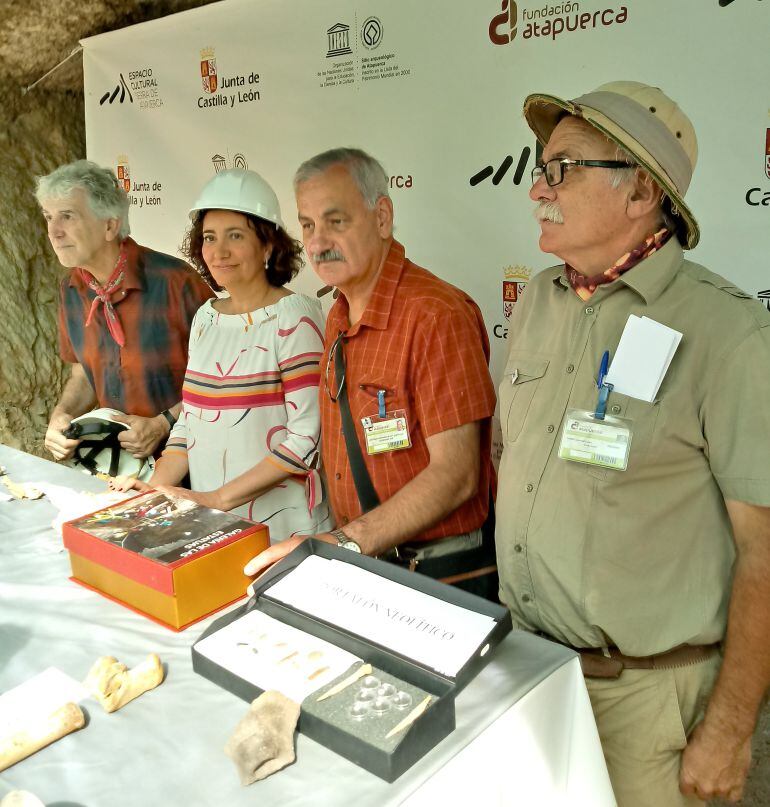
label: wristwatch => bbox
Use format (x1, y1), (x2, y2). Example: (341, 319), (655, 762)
(330, 528), (362, 553)
(160, 409), (178, 429)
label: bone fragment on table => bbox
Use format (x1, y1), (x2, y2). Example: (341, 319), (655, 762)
(385, 695), (432, 740)
(84, 653), (164, 713)
(0, 475), (43, 500)
(225, 690), (300, 785)
(316, 662), (373, 701)
(0, 702), (85, 772)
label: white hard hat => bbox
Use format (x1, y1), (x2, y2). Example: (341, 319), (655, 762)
(189, 169), (284, 229)
(63, 409), (154, 481)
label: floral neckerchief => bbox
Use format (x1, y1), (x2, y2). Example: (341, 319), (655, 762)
(565, 228), (672, 301)
(79, 243), (128, 347)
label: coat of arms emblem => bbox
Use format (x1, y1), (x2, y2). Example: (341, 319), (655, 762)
(200, 48), (217, 94)
(502, 265), (531, 319)
(116, 156), (130, 193)
(765, 128), (770, 180)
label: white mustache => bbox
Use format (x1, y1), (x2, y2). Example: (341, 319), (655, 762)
(311, 249), (346, 263)
(534, 202), (564, 224)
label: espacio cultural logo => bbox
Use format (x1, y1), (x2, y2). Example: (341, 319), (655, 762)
(100, 73), (133, 105)
(488, 0), (628, 44)
(198, 47), (262, 110)
(100, 69), (162, 110)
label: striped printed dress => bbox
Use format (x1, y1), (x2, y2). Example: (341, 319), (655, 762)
(164, 293), (332, 541)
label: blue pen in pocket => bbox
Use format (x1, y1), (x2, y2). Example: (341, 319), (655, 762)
(594, 350), (613, 420)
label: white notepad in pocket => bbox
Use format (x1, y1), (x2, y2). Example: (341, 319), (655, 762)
(604, 315), (682, 402)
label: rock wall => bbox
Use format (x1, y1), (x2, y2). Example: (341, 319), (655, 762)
(0, 85), (85, 456)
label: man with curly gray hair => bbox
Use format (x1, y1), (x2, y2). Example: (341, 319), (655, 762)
(37, 159), (211, 465)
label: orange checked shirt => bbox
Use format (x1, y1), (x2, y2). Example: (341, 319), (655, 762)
(321, 240), (496, 541)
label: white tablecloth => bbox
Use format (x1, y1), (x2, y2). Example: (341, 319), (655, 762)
(0, 445), (615, 806)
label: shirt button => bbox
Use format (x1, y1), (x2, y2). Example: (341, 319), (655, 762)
(611, 404), (621, 414)
(566, 364), (574, 374)
(522, 594), (531, 603)
(514, 544), (523, 553)
(335, 473), (341, 480)
(341, 516), (349, 524)
(585, 306), (594, 315)
(525, 483), (534, 492)
(546, 425), (554, 433)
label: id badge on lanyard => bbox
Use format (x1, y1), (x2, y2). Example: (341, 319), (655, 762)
(361, 389), (412, 455)
(558, 350), (633, 471)
(558, 410), (633, 470)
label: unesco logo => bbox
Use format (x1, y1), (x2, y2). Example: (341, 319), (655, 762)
(211, 153), (248, 173)
(361, 16), (383, 49)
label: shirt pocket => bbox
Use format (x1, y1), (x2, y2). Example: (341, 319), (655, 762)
(499, 355), (550, 443)
(354, 381), (419, 458)
(354, 381), (408, 421)
(579, 391), (662, 481)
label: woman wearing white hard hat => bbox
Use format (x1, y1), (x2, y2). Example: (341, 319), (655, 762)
(113, 169), (331, 540)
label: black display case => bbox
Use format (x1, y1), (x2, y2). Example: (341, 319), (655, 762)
(192, 539), (511, 782)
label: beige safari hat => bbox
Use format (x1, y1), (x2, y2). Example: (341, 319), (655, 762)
(523, 81), (699, 249)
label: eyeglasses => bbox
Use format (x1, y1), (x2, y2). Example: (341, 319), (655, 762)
(324, 332), (346, 402)
(531, 158), (634, 188)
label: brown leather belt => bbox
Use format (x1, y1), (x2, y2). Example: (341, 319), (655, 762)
(577, 643), (721, 679)
(536, 633), (721, 679)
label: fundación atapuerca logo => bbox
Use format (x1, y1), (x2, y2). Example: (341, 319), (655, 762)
(489, 0), (518, 43)
(488, 1), (629, 44)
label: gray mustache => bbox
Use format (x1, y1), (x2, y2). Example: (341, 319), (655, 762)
(311, 249), (346, 263)
(534, 201), (564, 224)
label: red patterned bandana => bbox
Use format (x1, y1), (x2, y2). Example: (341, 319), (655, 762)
(565, 228), (672, 301)
(80, 243), (128, 347)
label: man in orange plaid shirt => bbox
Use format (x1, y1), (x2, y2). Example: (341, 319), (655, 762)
(245, 148), (497, 598)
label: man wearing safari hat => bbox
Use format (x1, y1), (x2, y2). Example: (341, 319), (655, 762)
(496, 81), (770, 805)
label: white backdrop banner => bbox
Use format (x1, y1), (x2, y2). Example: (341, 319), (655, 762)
(82, 0), (770, 387)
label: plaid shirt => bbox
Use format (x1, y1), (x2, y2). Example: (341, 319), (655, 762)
(321, 240), (496, 541)
(58, 237), (212, 417)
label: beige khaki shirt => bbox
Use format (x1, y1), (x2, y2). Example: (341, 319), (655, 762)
(496, 238), (770, 656)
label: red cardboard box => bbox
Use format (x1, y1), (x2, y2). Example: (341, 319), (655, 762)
(62, 491), (269, 630)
